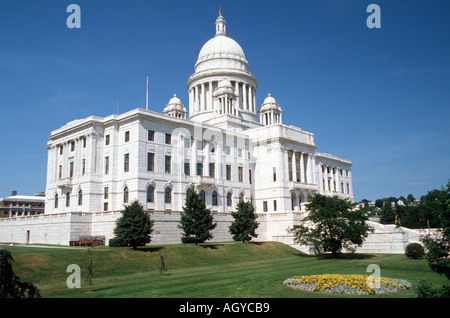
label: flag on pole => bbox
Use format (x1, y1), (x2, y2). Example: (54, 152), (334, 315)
(146, 73), (149, 110)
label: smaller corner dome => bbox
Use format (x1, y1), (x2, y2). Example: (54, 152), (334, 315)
(168, 94), (182, 105)
(260, 93), (282, 112)
(218, 79), (233, 88)
(164, 94), (187, 114)
(263, 93), (277, 105)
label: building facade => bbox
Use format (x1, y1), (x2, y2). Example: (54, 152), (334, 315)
(0, 11), (353, 246)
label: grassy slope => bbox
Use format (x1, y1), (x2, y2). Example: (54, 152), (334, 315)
(3, 242), (448, 298)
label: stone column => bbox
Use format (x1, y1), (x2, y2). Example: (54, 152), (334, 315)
(283, 148), (289, 181)
(201, 83), (205, 111)
(291, 151), (296, 182)
(243, 83), (247, 110)
(189, 88), (193, 116)
(300, 152), (305, 183)
(234, 81), (239, 110)
(208, 81), (213, 111)
(311, 155), (317, 185)
(194, 86), (199, 112)
(191, 137), (197, 176)
(248, 85), (252, 112)
(204, 142), (210, 177)
(319, 164), (323, 193)
(253, 87), (256, 113)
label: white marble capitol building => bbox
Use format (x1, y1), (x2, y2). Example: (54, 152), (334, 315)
(0, 11), (355, 247)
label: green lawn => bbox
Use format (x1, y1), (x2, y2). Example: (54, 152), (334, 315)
(2, 242), (448, 298)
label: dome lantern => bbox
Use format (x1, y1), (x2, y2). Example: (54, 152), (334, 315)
(215, 8), (227, 36)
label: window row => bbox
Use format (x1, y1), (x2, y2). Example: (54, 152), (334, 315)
(143, 186), (243, 207)
(104, 130), (171, 146)
(58, 137), (87, 155)
(54, 190), (83, 208)
(108, 152), (251, 183)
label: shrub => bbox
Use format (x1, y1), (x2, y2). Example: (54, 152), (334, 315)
(108, 238), (122, 247)
(181, 236), (201, 244)
(405, 242), (425, 259)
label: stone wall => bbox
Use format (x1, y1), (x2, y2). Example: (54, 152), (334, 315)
(0, 210), (235, 246)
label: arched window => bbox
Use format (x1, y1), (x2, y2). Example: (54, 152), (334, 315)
(78, 189), (83, 206)
(226, 192), (232, 207)
(147, 186), (154, 203)
(123, 186), (129, 204)
(200, 190), (205, 204)
(165, 187), (172, 204)
(66, 192), (70, 207)
(54, 193), (58, 209)
(212, 191), (218, 206)
(239, 192), (244, 202)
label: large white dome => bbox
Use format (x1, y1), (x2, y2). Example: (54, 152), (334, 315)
(197, 35), (246, 63)
(194, 12), (249, 73)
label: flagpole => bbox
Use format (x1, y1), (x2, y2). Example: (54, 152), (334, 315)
(146, 73), (149, 111)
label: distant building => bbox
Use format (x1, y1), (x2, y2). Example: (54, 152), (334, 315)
(0, 191), (45, 218)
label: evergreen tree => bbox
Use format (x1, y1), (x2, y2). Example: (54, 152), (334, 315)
(113, 200), (154, 249)
(229, 201), (259, 243)
(179, 189), (217, 244)
(379, 200), (396, 224)
(0, 248), (41, 298)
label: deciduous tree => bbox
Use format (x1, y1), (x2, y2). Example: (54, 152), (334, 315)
(288, 194), (374, 257)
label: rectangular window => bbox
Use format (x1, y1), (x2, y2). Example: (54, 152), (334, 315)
(105, 156), (109, 175)
(184, 161), (190, 176)
(58, 165), (62, 179)
(103, 202), (108, 211)
(105, 134), (110, 146)
(69, 162), (74, 178)
(82, 159), (86, 175)
(209, 163), (215, 178)
(147, 152), (154, 172)
(226, 165), (231, 181)
(273, 167), (276, 182)
(82, 137), (86, 148)
(184, 138), (191, 148)
(165, 133), (171, 145)
(148, 130), (154, 141)
(165, 155), (171, 173)
(263, 201), (268, 212)
(226, 146), (231, 155)
(59, 146), (63, 155)
(196, 162), (203, 176)
(125, 131), (130, 142)
(70, 141), (75, 152)
(238, 148), (242, 157)
(238, 166), (243, 182)
(124, 153), (129, 172)
(104, 187), (109, 199)
(341, 182), (344, 193)
(273, 200), (277, 211)
(249, 169), (252, 184)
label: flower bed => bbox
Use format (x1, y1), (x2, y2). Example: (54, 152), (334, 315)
(284, 274), (411, 295)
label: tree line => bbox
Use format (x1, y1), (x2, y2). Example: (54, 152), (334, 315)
(360, 180), (450, 229)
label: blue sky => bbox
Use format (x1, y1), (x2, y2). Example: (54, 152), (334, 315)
(0, 0), (449, 202)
